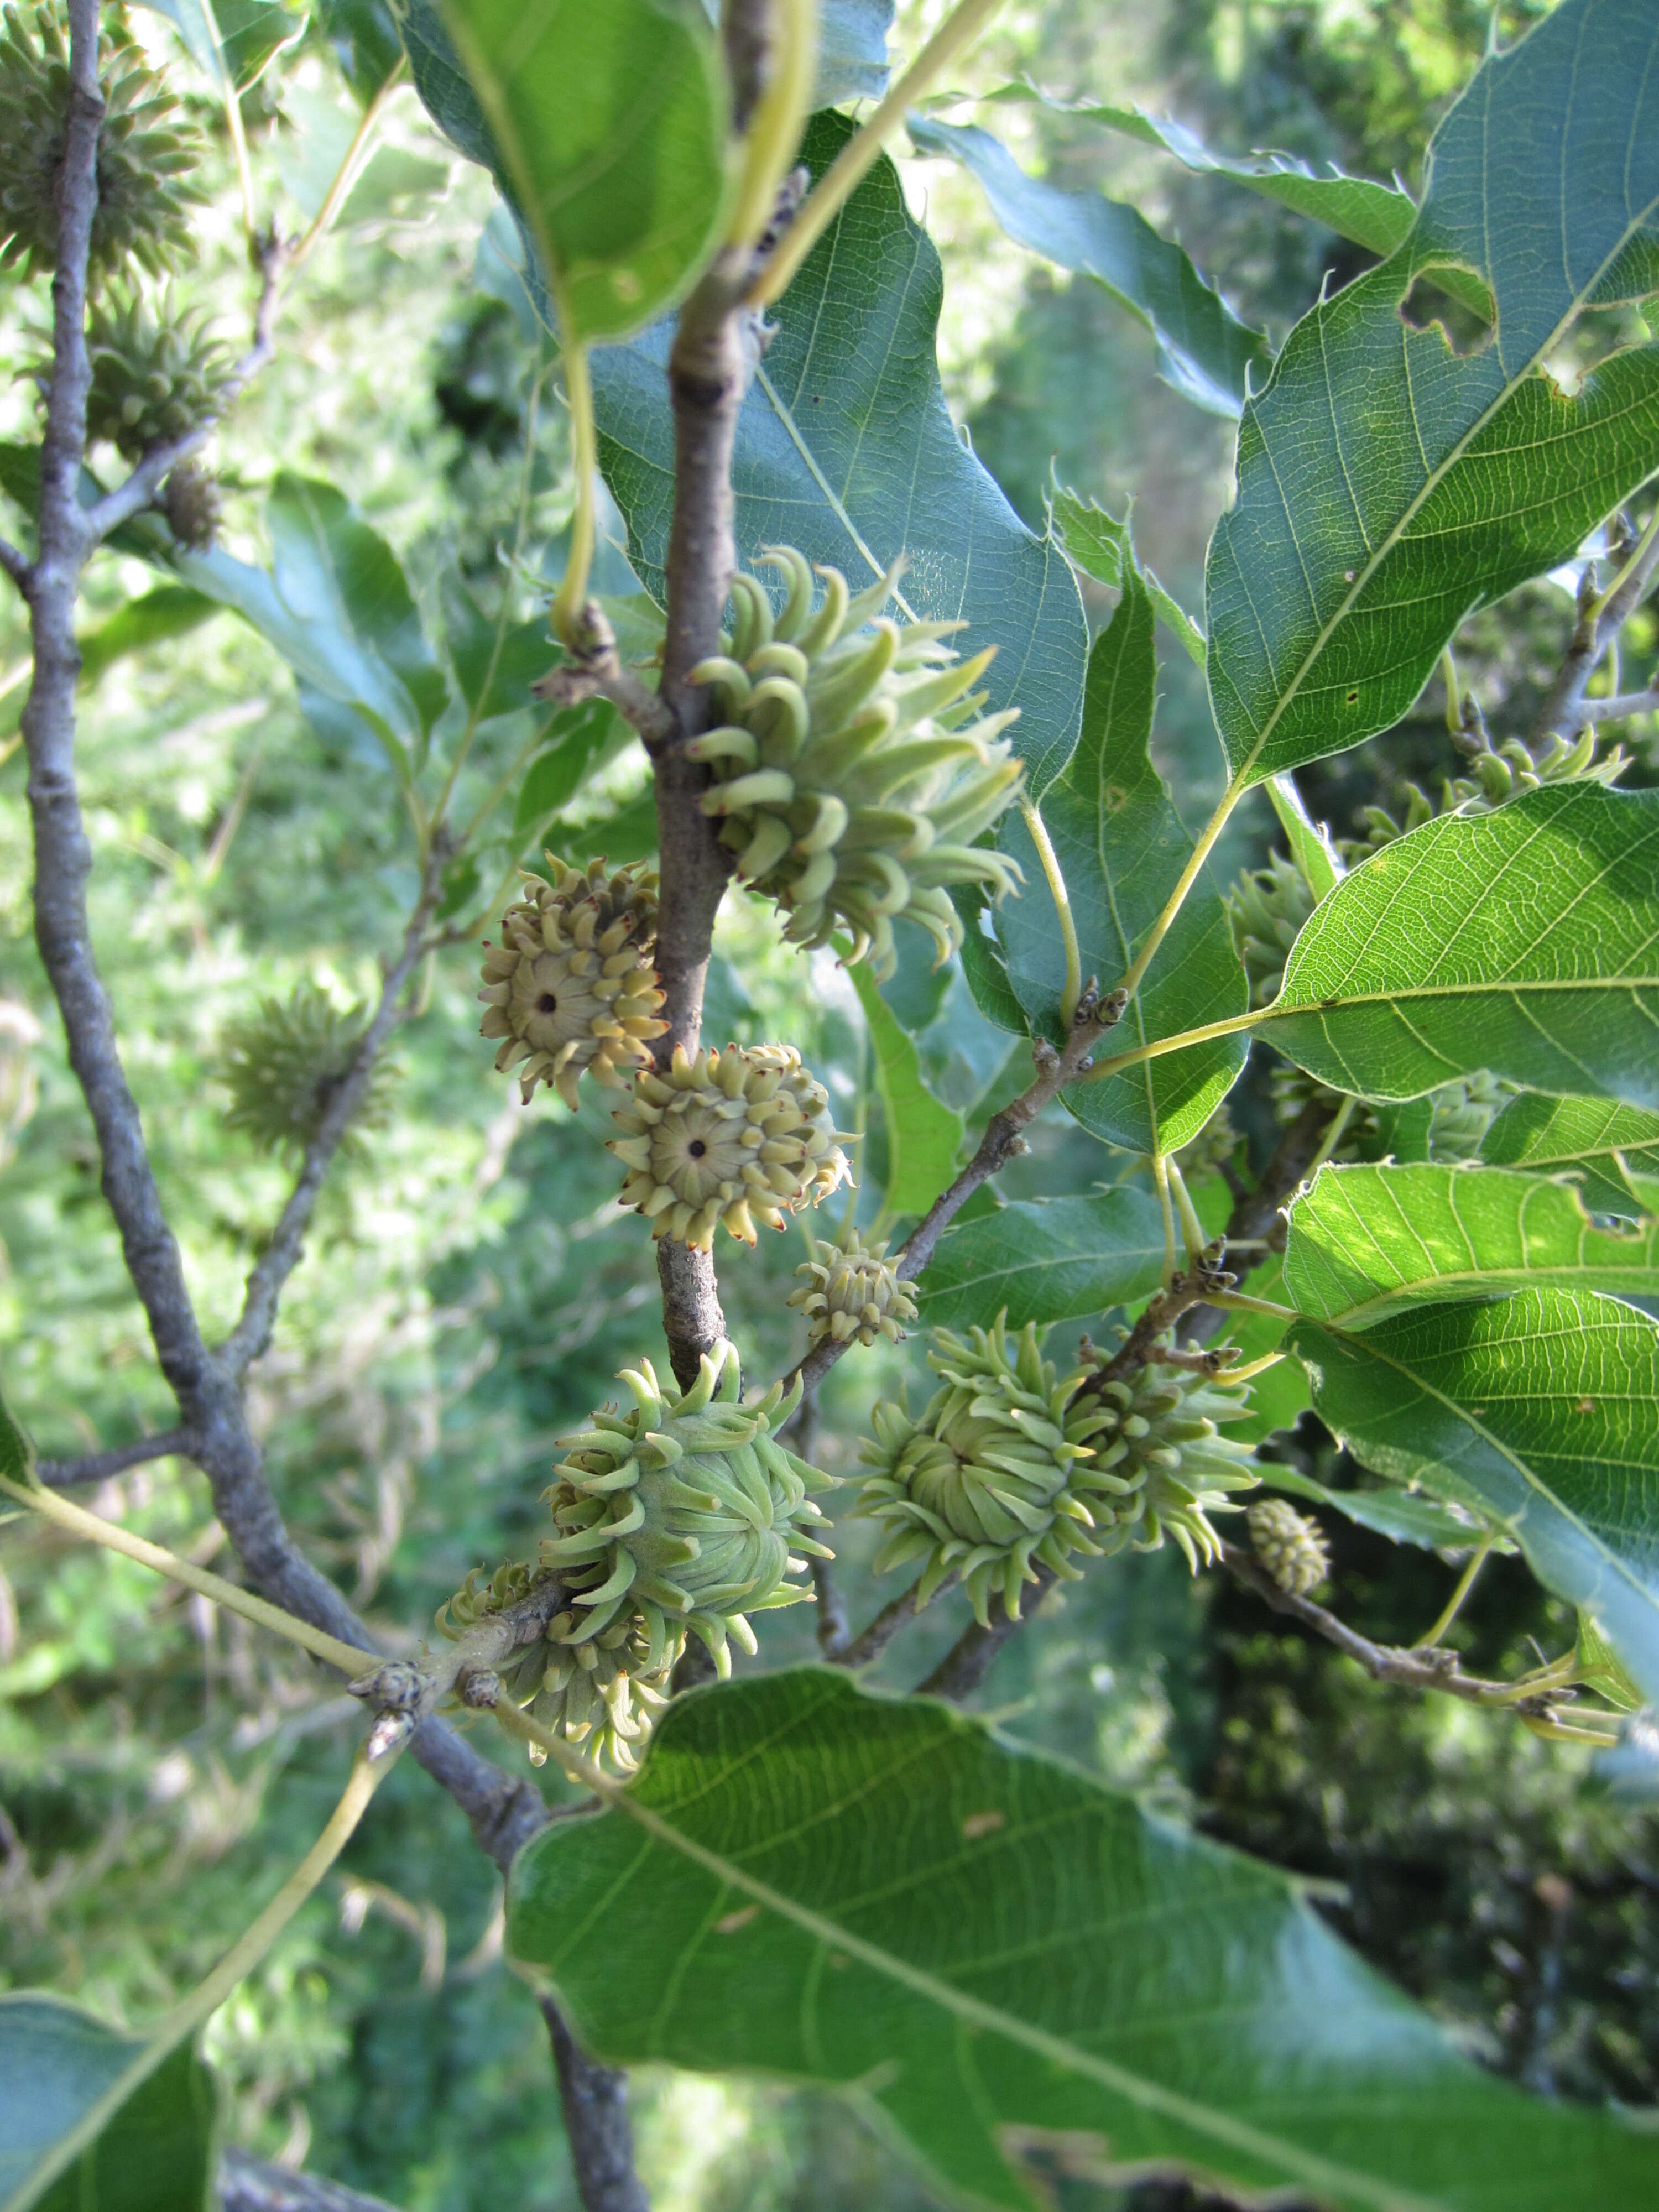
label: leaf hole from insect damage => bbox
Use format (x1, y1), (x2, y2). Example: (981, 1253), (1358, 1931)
(1103, 784), (1129, 813)
(1346, 690), (1360, 706)
(1399, 270), (1495, 357)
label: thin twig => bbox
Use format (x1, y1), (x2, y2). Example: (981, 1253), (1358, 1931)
(532, 601), (675, 747)
(1566, 687), (1659, 726)
(1218, 1542), (1617, 1741)
(220, 2150), (403, 2212)
(36, 1427), (197, 1488)
(0, 538), (30, 592)
(1531, 502), (1659, 742)
(221, 850), (445, 1375)
(838, 1579), (927, 1668)
(82, 230), (289, 546)
(790, 982), (1127, 1405)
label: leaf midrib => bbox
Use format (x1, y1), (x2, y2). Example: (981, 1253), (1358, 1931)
(1229, 159), (1659, 778)
(572, 1770), (1452, 2212)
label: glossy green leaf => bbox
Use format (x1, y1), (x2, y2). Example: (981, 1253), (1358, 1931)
(0, 1996), (215, 2212)
(999, 565), (1248, 1151)
(1259, 1464), (1487, 1553)
(1256, 786), (1659, 1108)
(948, 888), (1029, 1036)
(1049, 482), (1206, 665)
(1283, 1162), (1659, 1327)
(164, 476), (448, 773)
(1479, 1092), (1659, 1220)
(315, 0), (405, 101)
(134, 0), (304, 93)
(1206, 0), (1659, 784)
(508, 1666), (1659, 2212)
(421, 0), (728, 343)
(446, 608), (560, 724)
(907, 117), (1269, 419)
(1287, 1288), (1659, 1704)
(589, 113), (1089, 797)
(77, 587), (221, 690)
(994, 86), (1422, 262)
(513, 702), (620, 832)
(915, 1186), (1166, 1331)
(849, 967), (963, 1219)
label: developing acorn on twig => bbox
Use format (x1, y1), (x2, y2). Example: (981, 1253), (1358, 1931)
(789, 1224), (919, 1348)
(1248, 1496), (1331, 1596)
(1068, 1341), (1260, 1572)
(687, 546), (1025, 980)
(478, 855), (666, 1107)
(0, 4), (207, 285)
(217, 983), (399, 1160)
(79, 288), (231, 459)
(610, 1043), (852, 1251)
(858, 1316), (1114, 1626)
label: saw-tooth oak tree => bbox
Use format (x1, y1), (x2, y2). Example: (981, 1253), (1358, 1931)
(3, 1), (1659, 2208)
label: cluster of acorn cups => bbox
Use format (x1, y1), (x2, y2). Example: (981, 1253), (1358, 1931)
(448, 556), (1309, 1768)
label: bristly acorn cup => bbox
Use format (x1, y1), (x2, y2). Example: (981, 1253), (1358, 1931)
(687, 547), (1025, 980)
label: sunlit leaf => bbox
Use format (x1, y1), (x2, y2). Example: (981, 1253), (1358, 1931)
(849, 967), (963, 1220)
(1206, 0), (1659, 784)
(915, 1187), (1166, 1331)
(1479, 1092), (1659, 1220)
(1287, 1288), (1659, 1704)
(508, 1667), (1659, 2212)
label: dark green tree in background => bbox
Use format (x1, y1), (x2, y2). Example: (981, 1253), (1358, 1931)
(3, 3), (1659, 2209)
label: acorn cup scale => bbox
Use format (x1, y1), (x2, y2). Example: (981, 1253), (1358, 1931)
(479, 855), (666, 1108)
(687, 546), (1026, 980)
(610, 1042), (852, 1251)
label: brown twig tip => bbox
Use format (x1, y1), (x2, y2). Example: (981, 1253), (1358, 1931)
(458, 1668), (503, 1710)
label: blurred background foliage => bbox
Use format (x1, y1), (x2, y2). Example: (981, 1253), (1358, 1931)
(1, 1), (1656, 2207)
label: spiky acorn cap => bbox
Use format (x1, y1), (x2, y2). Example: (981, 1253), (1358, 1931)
(789, 1224), (919, 1348)
(1340, 720), (1627, 864)
(435, 1561), (675, 1773)
(1069, 1350), (1259, 1572)
(1227, 852), (1319, 1009)
(611, 1042), (853, 1251)
(539, 1342), (836, 1678)
(1248, 1496), (1330, 1596)
(687, 547), (1025, 982)
(1427, 1071), (1512, 1162)
(161, 456), (221, 550)
(858, 1316), (1114, 1626)
(81, 289), (230, 460)
(0, 5), (207, 285)
(479, 855), (666, 1108)
(218, 983), (399, 1159)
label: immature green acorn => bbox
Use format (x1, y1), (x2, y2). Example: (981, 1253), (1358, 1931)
(610, 1042), (852, 1250)
(161, 457), (221, 550)
(82, 289), (230, 460)
(1341, 721), (1626, 863)
(0, 5), (207, 285)
(1227, 852), (1319, 1008)
(1068, 1351), (1259, 1572)
(539, 1341), (836, 1678)
(1248, 1496), (1330, 1596)
(687, 547), (1025, 980)
(435, 1561), (674, 1773)
(479, 855), (667, 1108)
(789, 1224), (919, 1348)
(218, 983), (399, 1160)
(858, 1317), (1113, 1625)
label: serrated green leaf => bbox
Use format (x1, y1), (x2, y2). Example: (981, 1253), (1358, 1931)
(999, 565), (1248, 1152)
(1049, 482), (1206, 665)
(0, 1996), (215, 2212)
(1206, 0), (1659, 785)
(915, 1186), (1166, 1331)
(588, 112), (1089, 797)
(134, 0), (304, 95)
(77, 587), (221, 690)
(1282, 1162), (1659, 1327)
(1259, 1464), (1486, 1552)
(849, 967), (963, 1219)
(948, 887), (1029, 1037)
(992, 85), (1421, 263)
(315, 0), (405, 102)
(1255, 786), (1659, 1108)
(1286, 1288), (1659, 1704)
(513, 703), (619, 831)
(416, 0), (729, 343)
(1479, 1092), (1659, 1219)
(907, 117), (1269, 419)
(507, 1666), (1659, 2212)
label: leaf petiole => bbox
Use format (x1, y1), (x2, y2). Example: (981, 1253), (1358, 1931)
(1019, 798), (1081, 1023)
